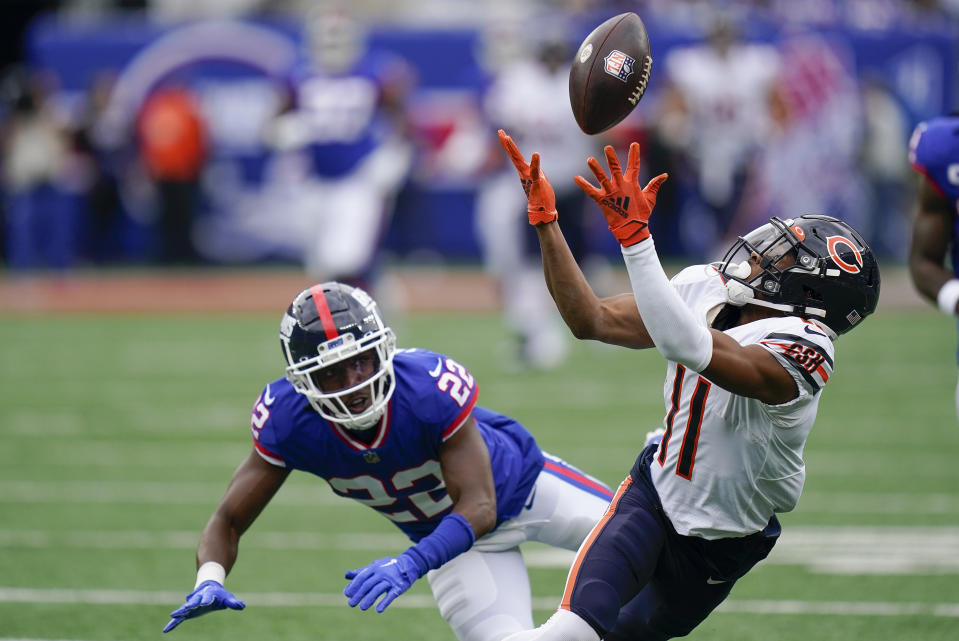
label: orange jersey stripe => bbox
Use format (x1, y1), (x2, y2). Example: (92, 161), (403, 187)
(560, 476), (632, 610)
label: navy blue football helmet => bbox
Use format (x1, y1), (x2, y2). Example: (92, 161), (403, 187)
(280, 282), (396, 429)
(717, 215), (880, 336)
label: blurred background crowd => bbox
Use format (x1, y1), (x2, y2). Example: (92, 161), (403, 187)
(0, 0), (956, 285)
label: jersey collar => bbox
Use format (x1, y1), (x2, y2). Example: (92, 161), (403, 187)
(330, 401), (391, 450)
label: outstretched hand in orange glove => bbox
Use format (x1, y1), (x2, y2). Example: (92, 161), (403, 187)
(575, 142), (668, 247)
(497, 129), (557, 226)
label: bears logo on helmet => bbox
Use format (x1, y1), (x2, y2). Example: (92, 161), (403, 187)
(718, 215), (880, 336)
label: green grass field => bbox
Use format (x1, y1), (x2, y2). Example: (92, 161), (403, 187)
(1, 302), (958, 640)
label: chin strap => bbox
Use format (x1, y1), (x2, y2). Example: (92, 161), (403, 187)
(724, 276), (833, 340)
(716, 259), (827, 317)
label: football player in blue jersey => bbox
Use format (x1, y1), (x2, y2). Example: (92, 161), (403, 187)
(162, 281), (614, 641)
(265, 4), (415, 291)
(496, 131), (879, 640)
(908, 113), (959, 420)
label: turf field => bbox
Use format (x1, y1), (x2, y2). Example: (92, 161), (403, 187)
(1, 295), (958, 640)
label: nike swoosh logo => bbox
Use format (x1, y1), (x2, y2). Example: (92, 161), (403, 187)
(382, 559), (398, 567)
(428, 358), (443, 377)
(706, 577), (727, 584)
(804, 325), (826, 337)
(524, 487), (537, 510)
(263, 384), (276, 406)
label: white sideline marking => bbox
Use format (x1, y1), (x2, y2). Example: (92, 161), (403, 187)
(769, 525), (959, 575)
(0, 527), (958, 575)
(525, 526), (959, 575)
(0, 588), (956, 618)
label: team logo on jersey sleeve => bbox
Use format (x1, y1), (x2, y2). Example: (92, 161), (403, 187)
(826, 236), (863, 274)
(760, 333), (833, 392)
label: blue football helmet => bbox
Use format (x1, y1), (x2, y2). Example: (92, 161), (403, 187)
(280, 282), (396, 430)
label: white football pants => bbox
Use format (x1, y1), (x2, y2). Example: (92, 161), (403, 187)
(426, 453), (610, 641)
(298, 137), (412, 281)
(474, 171), (570, 369)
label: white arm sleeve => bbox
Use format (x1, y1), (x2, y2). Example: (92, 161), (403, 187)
(621, 239), (714, 371)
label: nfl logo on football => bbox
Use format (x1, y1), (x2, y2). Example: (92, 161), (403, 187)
(604, 50), (635, 82)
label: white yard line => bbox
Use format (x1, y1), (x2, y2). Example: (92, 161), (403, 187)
(0, 588), (955, 618)
(3, 480), (959, 515)
(0, 526), (957, 575)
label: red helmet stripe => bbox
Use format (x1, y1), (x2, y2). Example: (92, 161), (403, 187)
(309, 285), (339, 340)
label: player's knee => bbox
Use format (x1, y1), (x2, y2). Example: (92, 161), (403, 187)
(429, 552), (533, 641)
(543, 608), (602, 641)
(569, 579), (622, 637)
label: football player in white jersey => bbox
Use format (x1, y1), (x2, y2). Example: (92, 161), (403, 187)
(476, 26), (600, 369)
(497, 130), (880, 641)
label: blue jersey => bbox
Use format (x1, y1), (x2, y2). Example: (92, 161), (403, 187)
(909, 115), (959, 276)
(249, 348), (545, 541)
(286, 49), (407, 178)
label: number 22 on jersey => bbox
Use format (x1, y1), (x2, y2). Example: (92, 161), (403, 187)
(434, 357), (475, 407)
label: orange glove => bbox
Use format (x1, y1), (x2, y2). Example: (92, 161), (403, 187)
(497, 129), (558, 226)
(574, 143), (668, 247)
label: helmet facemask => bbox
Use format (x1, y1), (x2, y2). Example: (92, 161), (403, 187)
(716, 215), (880, 336)
(283, 327), (396, 430)
(718, 218), (829, 324)
(279, 282), (397, 431)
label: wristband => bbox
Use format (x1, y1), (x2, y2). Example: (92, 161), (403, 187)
(529, 207), (558, 226)
(937, 279), (959, 315)
(194, 561), (226, 589)
(403, 513), (476, 576)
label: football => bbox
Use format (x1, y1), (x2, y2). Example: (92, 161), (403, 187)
(568, 12), (652, 135)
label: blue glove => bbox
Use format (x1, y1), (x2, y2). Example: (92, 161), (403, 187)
(162, 580), (246, 633)
(343, 553), (425, 613)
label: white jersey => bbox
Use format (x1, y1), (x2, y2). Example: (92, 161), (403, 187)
(650, 265), (834, 539)
(665, 43), (780, 206)
(483, 59), (596, 191)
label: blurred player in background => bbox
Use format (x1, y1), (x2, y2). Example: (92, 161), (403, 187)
(474, 18), (600, 369)
(163, 281), (613, 641)
(266, 4), (415, 292)
(726, 32), (867, 254)
(135, 84), (207, 264)
(657, 12), (780, 257)
(907, 113), (959, 420)
(498, 131), (879, 640)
